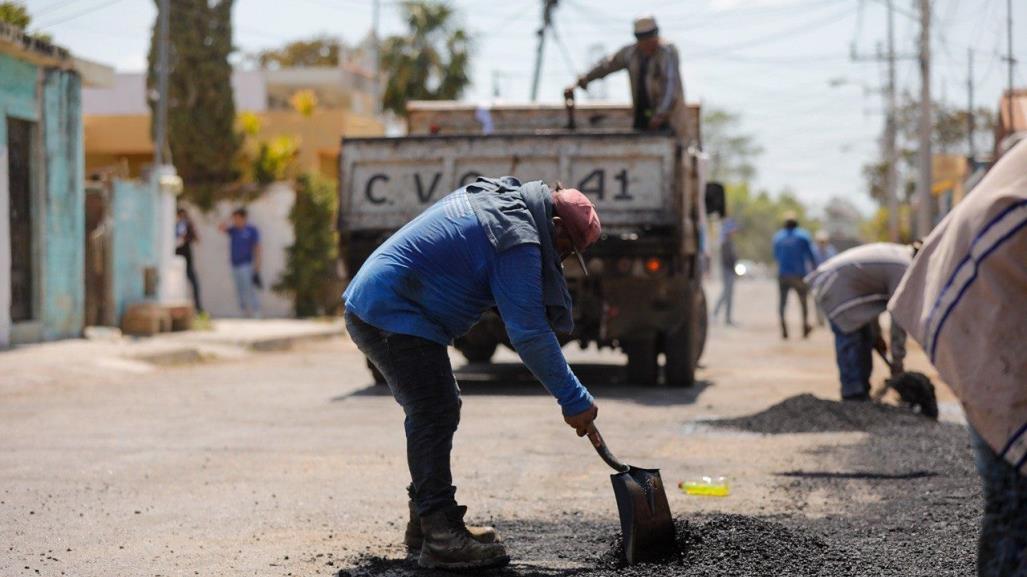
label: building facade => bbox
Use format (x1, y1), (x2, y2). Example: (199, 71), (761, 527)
(0, 24), (110, 347)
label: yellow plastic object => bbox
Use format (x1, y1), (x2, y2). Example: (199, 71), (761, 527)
(679, 476), (730, 497)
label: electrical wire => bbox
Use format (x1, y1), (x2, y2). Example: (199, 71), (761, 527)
(36, 0), (127, 29)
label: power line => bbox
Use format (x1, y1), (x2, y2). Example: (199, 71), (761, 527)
(36, 0), (126, 29)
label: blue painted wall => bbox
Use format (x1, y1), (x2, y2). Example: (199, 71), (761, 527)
(0, 51), (86, 341)
(110, 178), (158, 320)
(40, 68), (85, 340)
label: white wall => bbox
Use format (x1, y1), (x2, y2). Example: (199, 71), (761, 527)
(185, 182), (295, 318)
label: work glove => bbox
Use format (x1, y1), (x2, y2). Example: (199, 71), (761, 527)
(252, 271), (263, 289)
(564, 403), (598, 437)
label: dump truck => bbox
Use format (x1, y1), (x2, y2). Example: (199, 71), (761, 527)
(338, 101), (722, 387)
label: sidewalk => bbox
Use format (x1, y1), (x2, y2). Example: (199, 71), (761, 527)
(0, 318), (345, 393)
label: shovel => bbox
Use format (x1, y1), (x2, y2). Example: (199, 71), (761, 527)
(587, 425), (676, 564)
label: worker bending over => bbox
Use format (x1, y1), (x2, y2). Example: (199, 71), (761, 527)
(805, 242), (913, 401)
(565, 15), (688, 137)
(890, 140), (1027, 577)
(342, 177), (601, 571)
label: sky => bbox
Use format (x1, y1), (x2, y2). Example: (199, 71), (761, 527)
(21, 0), (1027, 216)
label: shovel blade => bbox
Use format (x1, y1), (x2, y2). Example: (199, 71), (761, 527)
(610, 467), (676, 564)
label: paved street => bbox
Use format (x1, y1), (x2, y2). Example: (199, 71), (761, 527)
(0, 279), (966, 576)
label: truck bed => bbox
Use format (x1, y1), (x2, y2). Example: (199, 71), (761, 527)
(338, 131), (681, 232)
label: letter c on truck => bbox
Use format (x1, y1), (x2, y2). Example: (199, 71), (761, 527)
(365, 174), (389, 205)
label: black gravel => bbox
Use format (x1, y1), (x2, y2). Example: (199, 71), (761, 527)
(708, 393), (933, 434)
(337, 396), (980, 577)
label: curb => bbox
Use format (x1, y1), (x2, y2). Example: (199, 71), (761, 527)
(130, 324), (346, 366)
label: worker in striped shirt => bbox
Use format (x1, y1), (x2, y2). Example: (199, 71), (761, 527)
(804, 242), (914, 401)
(890, 139), (1027, 577)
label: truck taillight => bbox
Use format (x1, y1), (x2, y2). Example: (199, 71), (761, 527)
(645, 257), (663, 274)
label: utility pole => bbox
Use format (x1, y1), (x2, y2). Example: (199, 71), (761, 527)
(372, 0), (381, 115)
(1004, 0), (1015, 141)
(916, 0), (932, 237)
(154, 0), (170, 167)
(967, 48), (975, 158)
(530, 0), (558, 102)
(884, 0), (899, 242)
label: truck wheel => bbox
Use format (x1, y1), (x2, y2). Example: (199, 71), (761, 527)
(367, 358), (387, 386)
(694, 287), (708, 363)
(624, 337), (659, 386)
(457, 340), (498, 364)
(665, 286), (704, 388)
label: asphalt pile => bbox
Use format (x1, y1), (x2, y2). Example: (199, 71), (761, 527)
(587, 514), (852, 577)
(709, 393), (932, 434)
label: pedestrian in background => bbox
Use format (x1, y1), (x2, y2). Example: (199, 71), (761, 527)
(811, 230), (837, 326)
(565, 15), (688, 137)
(890, 139), (1027, 577)
(175, 207), (203, 313)
(712, 218), (738, 326)
(805, 242), (912, 401)
(772, 211), (816, 339)
(219, 208), (262, 318)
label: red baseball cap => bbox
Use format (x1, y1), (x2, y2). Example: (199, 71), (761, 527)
(552, 187), (601, 274)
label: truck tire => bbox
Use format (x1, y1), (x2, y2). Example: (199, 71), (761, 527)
(624, 336), (659, 386)
(664, 286), (705, 388)
(456, 340), (499, 364)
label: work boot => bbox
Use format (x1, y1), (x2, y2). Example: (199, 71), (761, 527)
(404, 500), (499, 551)
(418, 505), (510, 570)
(802, 324), (813, 338)
(781, 324), (789, 340)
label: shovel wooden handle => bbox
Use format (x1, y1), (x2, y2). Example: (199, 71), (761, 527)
(587, 424), (630, 473)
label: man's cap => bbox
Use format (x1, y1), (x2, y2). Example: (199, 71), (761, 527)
(782, 210), (798, 222)
(552, 188), (601, 274)
(814, 230), (830, 242)
(633, 15), (659, 39)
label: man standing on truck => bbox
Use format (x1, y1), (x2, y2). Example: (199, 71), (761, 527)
(342, 176), (601, 570)
(772, 212), (816, 339)
(564, 15), (688, 137)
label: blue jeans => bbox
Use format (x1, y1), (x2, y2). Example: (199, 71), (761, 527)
(830, 321), (873, 399)
(970, 427), (1027, 576)
(713, 270), (735, 323)
(345, 310), (461, 516)
(231, 263), (260, 316)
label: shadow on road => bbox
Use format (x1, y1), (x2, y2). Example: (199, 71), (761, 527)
(335, 362), (712, 407)
(776, 470), (938, 480)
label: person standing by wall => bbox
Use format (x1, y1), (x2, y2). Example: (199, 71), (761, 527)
(219, 208), (262, 318)
(772, 211), (817, 339)
(175, 207), (203, 313)
(889, 140), (1027, 577)
(712, 218), (738, 326)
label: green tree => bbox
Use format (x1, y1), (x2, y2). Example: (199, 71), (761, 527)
(702, 107), (764, 183)
(257, 36), (342, 69)
(726, 183), (821, 264)
(147, 0), (240, 208)
(0, 1), (30, 29)
(275, 173), (340, 317)
(381, 1), (471, 116)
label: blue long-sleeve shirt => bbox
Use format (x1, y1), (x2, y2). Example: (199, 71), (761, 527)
(772, 227), (817, 278)
(343, 191), (594, 416)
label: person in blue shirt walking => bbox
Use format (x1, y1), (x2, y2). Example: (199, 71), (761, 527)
(343, 177), (600, 570)
(772, 211), (817, 339)
(219, 208), (262, 317)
